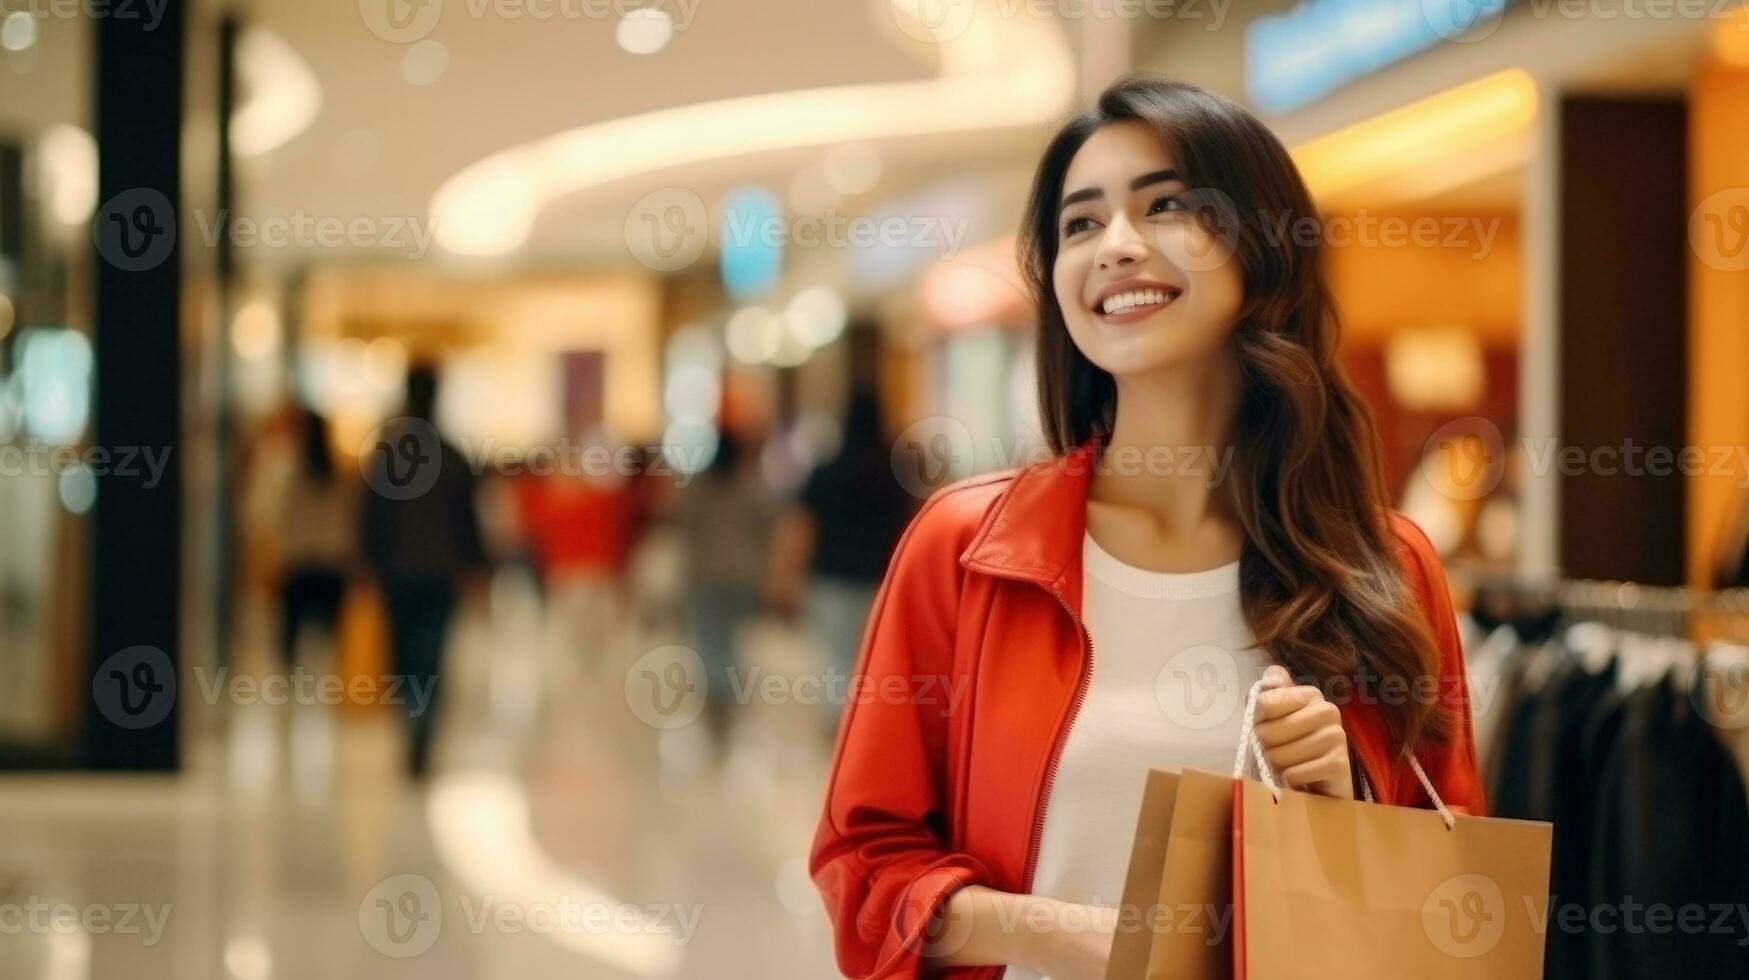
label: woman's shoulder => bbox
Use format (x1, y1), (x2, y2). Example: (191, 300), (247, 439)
(904, 470), (1017, 543)
(1382, 510), (1452, 601)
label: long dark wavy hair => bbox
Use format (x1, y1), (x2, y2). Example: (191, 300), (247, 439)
(1018, 76), (1453, 753)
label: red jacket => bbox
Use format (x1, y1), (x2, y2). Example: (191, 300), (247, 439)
(808, 441), (1486, 979)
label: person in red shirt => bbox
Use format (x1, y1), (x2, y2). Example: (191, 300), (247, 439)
(809, 76), (1485, 980)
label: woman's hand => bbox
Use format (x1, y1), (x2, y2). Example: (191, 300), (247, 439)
(1252, 664), (1355, 799)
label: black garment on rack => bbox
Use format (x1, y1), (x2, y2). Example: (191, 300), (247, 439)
(1588, 675), (1749, 978)
(1523, 657), (1621, 980)
(1487, 619), (1749, 980)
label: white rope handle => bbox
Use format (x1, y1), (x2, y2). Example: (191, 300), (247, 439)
(1231, 679), (1280, 797)
(1234, 678), (1457, 830)
(1409, 755), (1457, 830)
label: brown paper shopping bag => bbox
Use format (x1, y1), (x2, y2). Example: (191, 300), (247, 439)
(1104, 766), (1238, 980)
(1229, 683), (1553, 980)
(1105, 770), (1181, 980)
(1146, 767), (1240, 980)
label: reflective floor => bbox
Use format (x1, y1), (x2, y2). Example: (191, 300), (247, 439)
(0, 566), (842, 979)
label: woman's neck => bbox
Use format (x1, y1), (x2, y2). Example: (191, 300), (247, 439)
(1089, 348), (1245, 552)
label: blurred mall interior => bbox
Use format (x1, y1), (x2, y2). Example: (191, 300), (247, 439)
(3, 0), (1749, 977)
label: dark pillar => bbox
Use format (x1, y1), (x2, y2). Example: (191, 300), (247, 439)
(1557, 97), (1688, 585)
(85, 0), (185, 769)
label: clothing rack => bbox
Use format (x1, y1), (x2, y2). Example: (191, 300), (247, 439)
(1468, 575), (1749, 643)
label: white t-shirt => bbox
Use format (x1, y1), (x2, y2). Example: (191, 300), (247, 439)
(1008, 532), (1268, 980)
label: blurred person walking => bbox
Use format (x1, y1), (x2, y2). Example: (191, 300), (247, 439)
(359, 363), (488, 778)
(266, 408), (357, 667)
(676, 429), (779, 745)
(513, 431), (647, 676)
(770, 386), (916, 738)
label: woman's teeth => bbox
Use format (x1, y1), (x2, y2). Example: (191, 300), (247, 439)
(1100, 288), (1174, 315)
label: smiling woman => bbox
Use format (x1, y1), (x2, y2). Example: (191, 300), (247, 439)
(808, 75), (1485, 980)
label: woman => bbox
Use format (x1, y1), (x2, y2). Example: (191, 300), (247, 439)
(808, 77), (1485, 980)
(268, 407), (355, 667)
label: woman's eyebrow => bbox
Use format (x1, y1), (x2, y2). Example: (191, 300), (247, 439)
(1059, 168), (1182, 214)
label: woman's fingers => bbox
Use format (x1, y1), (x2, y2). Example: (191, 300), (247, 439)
(1280, 752), (1348, 791)
(1249, 676), (1352, 797)
(1261, 723), (1345, 772)
(1253, 683), (1321, 721)
(1253, 697), (1339, 746)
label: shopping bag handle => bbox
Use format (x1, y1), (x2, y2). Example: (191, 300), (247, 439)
(1233, 678), (1456, 829)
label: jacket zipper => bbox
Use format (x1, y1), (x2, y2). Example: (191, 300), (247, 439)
(1019, 583), (1095, 894)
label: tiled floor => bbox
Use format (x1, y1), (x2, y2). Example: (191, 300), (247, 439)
(0, 578), (844, 979)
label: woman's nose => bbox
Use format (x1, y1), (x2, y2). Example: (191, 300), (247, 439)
(1095, 214), (1150, 270)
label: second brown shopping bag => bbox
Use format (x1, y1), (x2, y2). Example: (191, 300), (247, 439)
(1105, 677), (1553, 980)
(1228, 681), (1553, 980)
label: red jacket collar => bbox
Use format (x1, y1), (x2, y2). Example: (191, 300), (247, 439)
(959, 439), (1099, 597)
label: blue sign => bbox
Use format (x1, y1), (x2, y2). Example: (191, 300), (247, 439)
(1246, 0), (1509, 114)
(718, 185), (783, 300)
